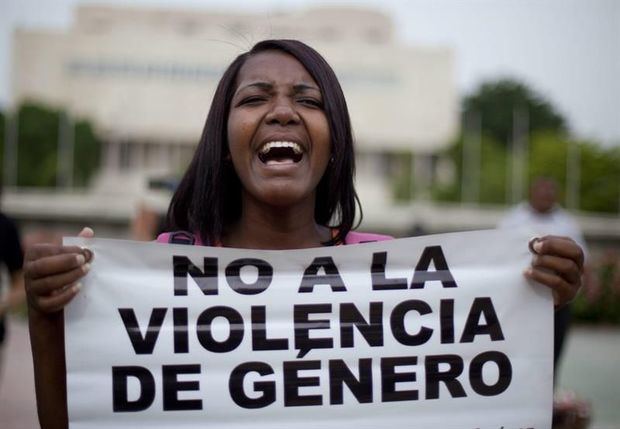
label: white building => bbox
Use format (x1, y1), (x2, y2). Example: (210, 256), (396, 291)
(11, 5), (457, 206)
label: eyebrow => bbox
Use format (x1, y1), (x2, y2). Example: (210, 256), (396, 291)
(236, 81), (272, 93)
(293, 83), (320, 93)
(235, 81), (321, 94)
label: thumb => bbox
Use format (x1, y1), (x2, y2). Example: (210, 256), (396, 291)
(78, 227), (95, 262)
(78, 227), (95, 238)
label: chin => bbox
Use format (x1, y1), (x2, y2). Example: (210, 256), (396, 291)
(257, 185), (313, 208)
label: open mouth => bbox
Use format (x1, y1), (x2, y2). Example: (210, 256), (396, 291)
(258, 141), (304, 165)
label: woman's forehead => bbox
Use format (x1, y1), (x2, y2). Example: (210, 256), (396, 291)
(235, 50), (318, 88)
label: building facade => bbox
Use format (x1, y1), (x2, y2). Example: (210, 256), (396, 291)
(11, 5), (457, 206)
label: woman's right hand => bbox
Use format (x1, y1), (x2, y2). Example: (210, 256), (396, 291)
(25, 227), (94, 314)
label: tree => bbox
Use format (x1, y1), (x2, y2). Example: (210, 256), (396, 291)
(17, 103), (59, 187)
(9, 102), (101, 188)
(434, 78), (619, 214)
(73, 120), (101, 187)
(578, 142), (620, 213)
(463, 79), (567, 146)
(528, 132), (620, 213)
(528, 130), (569, 188)
(433, 134), (508, 205)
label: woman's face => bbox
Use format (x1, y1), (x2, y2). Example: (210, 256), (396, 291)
(227, 50), (331, 210)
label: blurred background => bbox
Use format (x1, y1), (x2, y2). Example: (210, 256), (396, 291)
(0, 0), (618, 428)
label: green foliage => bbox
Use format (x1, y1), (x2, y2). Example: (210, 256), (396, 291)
(479, 136), (509, 204)
(433, 134), (508, 204)
(579, 143), (620, 213)
(433, 138), (462, 202)
(528, 130), (569, 200)
(73, 120), (101, 187)
(435, 128), (620, 213)
(572, 252), (620, 324)
(463, 79), (566, 146)
(17, 103), (59, 187)
(527, 132), (620, 212)
(434, 78), (619, 214)
(2, 102), (102, 188)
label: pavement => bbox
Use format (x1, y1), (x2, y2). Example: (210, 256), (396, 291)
(556, 325), (620, 429)
(0, 317), (619, 428)
(0, 317), (38, 429)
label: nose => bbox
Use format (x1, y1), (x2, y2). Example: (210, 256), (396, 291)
(265, 98), (300, 126)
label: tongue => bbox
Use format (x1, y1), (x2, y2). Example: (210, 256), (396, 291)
(265, 157), (296, 165)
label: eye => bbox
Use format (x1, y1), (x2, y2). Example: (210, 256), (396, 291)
(297, 97), (323, 109)
(238, 96), (266, 106)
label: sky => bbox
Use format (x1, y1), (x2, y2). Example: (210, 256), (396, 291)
(0, 0), (618, 145)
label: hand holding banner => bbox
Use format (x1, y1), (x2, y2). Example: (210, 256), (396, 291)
(65, 229), (553, 428)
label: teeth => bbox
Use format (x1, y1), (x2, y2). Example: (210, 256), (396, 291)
(259, 141), (302, 154)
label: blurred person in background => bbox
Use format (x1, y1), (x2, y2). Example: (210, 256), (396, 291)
(499, 176), (590, 427)
(0, 179), (25, 382)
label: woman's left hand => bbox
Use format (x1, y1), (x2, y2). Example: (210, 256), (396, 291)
(525, 235), (585, 307)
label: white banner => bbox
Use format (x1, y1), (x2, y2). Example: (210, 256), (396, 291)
(65, 230), (553, 429)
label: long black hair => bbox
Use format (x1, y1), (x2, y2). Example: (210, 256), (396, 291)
(167, 39), (361, 245)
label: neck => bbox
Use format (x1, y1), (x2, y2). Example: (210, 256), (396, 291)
(529, 203), (556, 215)
(222, 194), (331, 250)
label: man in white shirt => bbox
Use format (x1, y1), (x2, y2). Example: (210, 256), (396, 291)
(499, 177), (589, 425)
(499, 178), (586, 251)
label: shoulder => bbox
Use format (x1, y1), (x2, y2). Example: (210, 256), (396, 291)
(344, 231), (394, 244)
(498, 203), (530, 228)
(552, 207), (578, 223)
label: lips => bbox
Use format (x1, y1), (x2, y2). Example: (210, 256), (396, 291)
(257, 141), (304, 164)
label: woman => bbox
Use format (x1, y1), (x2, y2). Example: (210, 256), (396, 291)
(24, 39), (584, 428)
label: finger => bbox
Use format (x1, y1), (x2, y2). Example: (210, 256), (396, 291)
(27, 264), (91, 296)
(531, 254), (581, 285)
(532, 236), (584, 269)
(25, 243), (87, 262)
(35, 283), (82, 313)
(525, 267), (576, 306)
(25, 253), (87, 280)
(78, 227), (95, 238)
(77, 228), (95, 262)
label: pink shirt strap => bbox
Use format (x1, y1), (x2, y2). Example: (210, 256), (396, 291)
(156, 231), (204, 246)
(343, 231), (393, 244)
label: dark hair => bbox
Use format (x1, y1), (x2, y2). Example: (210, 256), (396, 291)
(167, 39), (361, 245)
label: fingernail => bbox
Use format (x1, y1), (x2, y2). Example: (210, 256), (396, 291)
(73, 282), (83, 293)
(81, 227), (94, 235)
(528, 237), (541, 254)
(76, 254), (85, 265)
(523, 268), (533, 277)
(81, 247), (94, 262)
(533, 241), (543, 254)
(82, 263), (91, 274)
